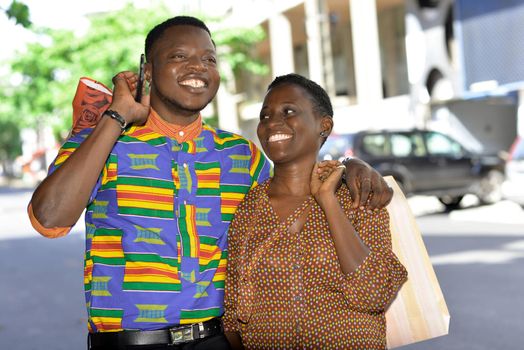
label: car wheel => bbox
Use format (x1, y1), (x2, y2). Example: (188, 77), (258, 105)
(438, 195), (464, 211)
(477, 170), (504, 205)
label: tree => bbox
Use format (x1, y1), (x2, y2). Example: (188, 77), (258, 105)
(1, 0), (31, 27)
(4, 3), (267, 140)
(0, 120), (23, 176)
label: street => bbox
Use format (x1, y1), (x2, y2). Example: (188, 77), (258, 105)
(1, 186), (524, 350)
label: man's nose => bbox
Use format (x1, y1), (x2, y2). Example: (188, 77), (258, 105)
(187, 56), (206, 71)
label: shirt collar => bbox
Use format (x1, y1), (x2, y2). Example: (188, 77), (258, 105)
(145, 108), (202, 143)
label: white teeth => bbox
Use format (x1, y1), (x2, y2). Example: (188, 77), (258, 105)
(180, 79), (205, 88)
(268, 134), (292, 142)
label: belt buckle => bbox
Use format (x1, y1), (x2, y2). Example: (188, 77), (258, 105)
(170, 325), (194, 345)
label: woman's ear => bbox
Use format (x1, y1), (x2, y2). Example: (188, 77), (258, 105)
(320, 116), (334, 136)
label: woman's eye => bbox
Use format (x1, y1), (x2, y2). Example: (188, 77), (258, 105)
(284, 108), (294, 115)
(259, 114), (269, 120)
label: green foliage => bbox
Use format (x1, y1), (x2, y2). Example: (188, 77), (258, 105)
(10, 29), (74, 124)
(0, 120), (22, 161)
(214, 26), (269, 75)
(70, 4), (167, 83)
(3, 3), (268, 142)
(3, 0), (31, 27)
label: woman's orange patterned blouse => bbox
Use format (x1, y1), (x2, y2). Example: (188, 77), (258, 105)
(224, 180), (407, 349)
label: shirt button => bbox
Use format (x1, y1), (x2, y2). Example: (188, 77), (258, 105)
(294, 295), (302, 302)
(183, 163), (188, 168)
(179, 131), (185, 137)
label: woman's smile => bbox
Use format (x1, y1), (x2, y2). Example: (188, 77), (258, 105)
(268, 133), (292, 142)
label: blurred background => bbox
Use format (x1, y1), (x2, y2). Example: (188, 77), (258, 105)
(1, 0), (524, 349)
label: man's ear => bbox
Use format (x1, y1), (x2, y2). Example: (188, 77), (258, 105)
(320, 116), (334, 136)
(144, 62), (152, 83)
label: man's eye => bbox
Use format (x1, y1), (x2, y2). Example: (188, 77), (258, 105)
(204, 56), (217, 64)
(259, 114), (269, 120)
(284, 108), (294, 115)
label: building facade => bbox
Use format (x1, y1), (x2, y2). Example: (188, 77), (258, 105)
(214, 0), (523, 154)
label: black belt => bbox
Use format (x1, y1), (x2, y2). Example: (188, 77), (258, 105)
(88, 317), (223, 348)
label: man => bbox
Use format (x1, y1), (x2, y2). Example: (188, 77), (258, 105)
(29, 16), (393, 349)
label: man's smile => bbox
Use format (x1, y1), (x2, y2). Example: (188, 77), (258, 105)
(179, 78), (207, 89)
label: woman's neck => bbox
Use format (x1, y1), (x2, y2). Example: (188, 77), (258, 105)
(269, 162), (315, 198)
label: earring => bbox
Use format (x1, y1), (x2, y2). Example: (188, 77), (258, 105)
(320, 131), (327, 137)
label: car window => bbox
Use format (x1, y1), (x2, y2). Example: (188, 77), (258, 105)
(390, 133), (427, 157)
(361, 134), (389, 156)
(323, 137), (349, 154)
(411, 133), (426, 156)
(391, 134), (412, 157)
(425, 132), (463, 156)
(319, 134), (354, 160)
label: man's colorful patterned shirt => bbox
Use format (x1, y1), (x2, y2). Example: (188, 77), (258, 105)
(49, 121), (271, 332)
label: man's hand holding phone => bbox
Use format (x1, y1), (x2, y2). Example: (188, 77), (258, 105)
(135, 53), (145, 102)
(107, 55), (150, 128)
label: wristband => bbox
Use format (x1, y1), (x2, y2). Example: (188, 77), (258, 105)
(104, 109), (128, 131)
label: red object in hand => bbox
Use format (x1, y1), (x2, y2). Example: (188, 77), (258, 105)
(71, 77), (113, 135)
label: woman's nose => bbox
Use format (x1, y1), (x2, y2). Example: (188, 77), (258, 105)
(266, 114), (285, 126)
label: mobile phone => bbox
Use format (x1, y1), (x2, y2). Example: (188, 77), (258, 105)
(135, 53), (145, 102)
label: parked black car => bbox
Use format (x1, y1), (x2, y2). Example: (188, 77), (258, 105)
(319, 129), (506, 209)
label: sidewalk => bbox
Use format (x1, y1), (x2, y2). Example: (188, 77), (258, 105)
(0, 175), (38, 191)
(0, 178), (36, 240)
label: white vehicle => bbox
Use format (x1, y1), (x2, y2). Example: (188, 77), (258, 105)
(503, 137), (524, 205)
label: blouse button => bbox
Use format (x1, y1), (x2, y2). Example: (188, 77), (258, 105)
(294, 295), (302, 302)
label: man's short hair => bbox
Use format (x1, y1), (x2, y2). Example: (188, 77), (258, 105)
(145, 16), (213, 61)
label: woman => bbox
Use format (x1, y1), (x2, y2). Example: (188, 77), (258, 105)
(223, 73), (407, 349)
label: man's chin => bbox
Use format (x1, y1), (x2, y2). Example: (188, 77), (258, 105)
(179, 105), (207, 116)
(164, 97), (211, 116)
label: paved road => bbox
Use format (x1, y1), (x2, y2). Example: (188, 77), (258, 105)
(0, 186), (87, 349)
(403, 218), (524, 349)
(1, 187), (524, 349)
